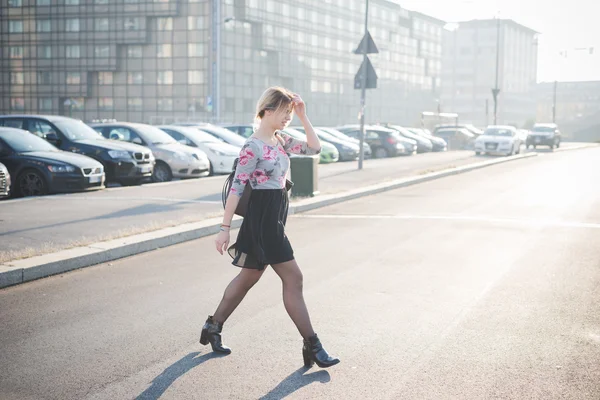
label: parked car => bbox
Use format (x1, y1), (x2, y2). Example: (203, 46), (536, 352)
(474, 125), (522, 156)
(526, 123), (561, 149)
(434, 124), (483, 137)
(386, 125), (433, 153)
(91, 122), (210, 182)
(0, 115), (153, 186)
(221, 124), (255, 139)
(336, 125), (413, 158)
(517, 129), (530, 143)
(0, 127), (105, 197)
(293, 126), (360, 161)
(318, 127), (372, 159)
(406, 128), (447, 152)
(0, 161), (11, 198)
(281, 128), (339, 163)
(157, 125), (239, 175)
(173, 123), (246, 147)
(433, 127), (475, 150)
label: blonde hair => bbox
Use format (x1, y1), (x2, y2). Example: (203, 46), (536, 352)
(253, 87), (294, 141)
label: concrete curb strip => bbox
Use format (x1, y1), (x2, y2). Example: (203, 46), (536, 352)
(0, 144), (596, 289)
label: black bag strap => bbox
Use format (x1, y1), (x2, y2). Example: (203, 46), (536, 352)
(222, 158), (239, 209)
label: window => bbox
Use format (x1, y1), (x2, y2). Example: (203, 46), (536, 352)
(188, 70), (204, 84)
(98, 72), (113, 85)
(66, 45), (81, 58)
(11, 98), (25, 111)
(157, 44), (172, 58)
(188, 43), (204, 57)
(188, 16), (204, 30)
(158, 98), (173, 111)
(10, 47), (24, 59)
(8, 0), (22, 6)
(95, 18), (109, 31)
(127, 46), (143, 58)
(10, 72), (25, 85)
(66, 72), (82, 85)
(9, 21), (24, 33)
(157, 71), (173, 85)
(95, 0), (108, 3)
(128, 98), (143, 111)
(66, 19), (80, 32)
(157, 18), (173, 31)
(124, 17), (141, 30)
(94, 46), (110, 58)
(39, 98), (53, 111)
(99, 98), (113, 111)
(65, 0), (79, 5)
(37, 0), (50, 5)
(127, 72), (143, 84)
(0, 119), (25, 129)
(40, 46), (52, 59)
(37, 20), (52, 33)
(38, 72), (52, 84)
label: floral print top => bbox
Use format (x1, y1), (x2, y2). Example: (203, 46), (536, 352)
(229, 131), (321, 197)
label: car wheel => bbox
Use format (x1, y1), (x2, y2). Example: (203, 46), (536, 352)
(209, 162), (214, 176)
(152, 161), (173, 182)
(17, 169), (48, 197)
(374, 147), (388, 158)
(533, 145), (536, 150)
(557, 141), (561, 148)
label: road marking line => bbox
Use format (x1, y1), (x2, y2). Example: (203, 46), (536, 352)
(295, 214), (600, 229)
(35, 196), (221, 205)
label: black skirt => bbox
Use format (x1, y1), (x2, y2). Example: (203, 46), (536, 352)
(228, 188), (294, 270)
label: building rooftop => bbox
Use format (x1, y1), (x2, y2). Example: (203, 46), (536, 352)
(457, 18), (538, 34)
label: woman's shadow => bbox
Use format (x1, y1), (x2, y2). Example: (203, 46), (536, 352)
(136, 352), (330, 400)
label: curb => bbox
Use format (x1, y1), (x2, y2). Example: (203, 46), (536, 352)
(0, 145), (593, 289)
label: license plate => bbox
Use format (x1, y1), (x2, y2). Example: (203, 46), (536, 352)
(89, 175), (101, 183)
(486, 144), (496, 149)
(139, 165), (152, 173)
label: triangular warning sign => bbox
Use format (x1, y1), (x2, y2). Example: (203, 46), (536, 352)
(354, 57), (378, 90)
(354, 31), (379, 55)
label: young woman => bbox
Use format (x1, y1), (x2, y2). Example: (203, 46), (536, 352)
(201, 87), (340, 369)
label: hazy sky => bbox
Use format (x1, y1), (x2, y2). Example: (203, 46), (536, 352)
(394, 0), (598, 82)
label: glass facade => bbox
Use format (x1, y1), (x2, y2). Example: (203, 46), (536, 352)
(0, 0), (444, 126)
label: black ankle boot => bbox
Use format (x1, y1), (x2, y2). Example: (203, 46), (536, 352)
(200, 316), (231, 354)
(302, 334), (340, 368)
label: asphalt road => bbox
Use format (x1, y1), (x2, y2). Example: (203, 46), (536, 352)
(1, 146), (599, 399)
(0, 149), (483, 259)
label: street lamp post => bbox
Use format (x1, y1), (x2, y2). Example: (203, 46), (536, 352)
(492, 17), (501, 125)
(210, 0), (235, 124)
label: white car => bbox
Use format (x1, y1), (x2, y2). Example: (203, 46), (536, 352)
(474, 125), (522, 156)
(158, 125), (239, 175)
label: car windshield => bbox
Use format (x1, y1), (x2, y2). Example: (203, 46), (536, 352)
(320, 128), (353, 141)
(177, 127), (221, 143)
(1, 130), (59, 152)
(484, 128), (514, 137)
(200, 126), (246, 146)
(532, 126), (555, 132)
(54, 119), (105, 141)
(135, 124), (177, 144)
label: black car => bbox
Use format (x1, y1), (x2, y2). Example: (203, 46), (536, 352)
(406, 128), (447, 152)
(526, 123), (561, 149)
(0, 115), (154, 185)
(386, 125), (433, 153)
(0, 127), (105, 197)
(0, 161), (10, 198)
(293, 126), (360, 161)
(336, 125), (413, 158)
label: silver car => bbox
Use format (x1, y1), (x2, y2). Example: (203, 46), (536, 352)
(91, 122), (210, 182)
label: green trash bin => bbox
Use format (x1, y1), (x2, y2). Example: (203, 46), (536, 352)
(289, 155), (319, 197)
